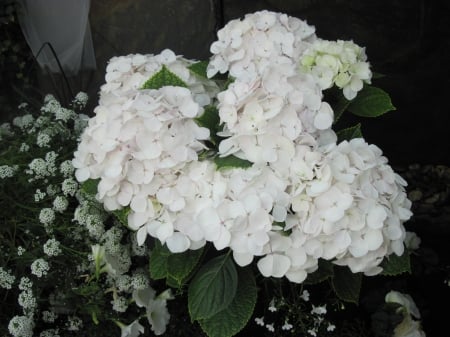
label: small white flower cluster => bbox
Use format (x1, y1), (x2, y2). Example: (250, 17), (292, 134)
(0, 164), (19, 179)
(74, 11), (412, 283)
(8, 315), (35, 337)
(301, 39), (372, 100)
(30, 258), (50, 278)
(0, 266), (16, 289)
(43, 238), (62, 257)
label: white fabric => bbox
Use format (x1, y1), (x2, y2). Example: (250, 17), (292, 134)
(17, 0), (96, 75)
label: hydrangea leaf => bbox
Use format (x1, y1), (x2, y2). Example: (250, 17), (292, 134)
(347, 86), (395, 117)
(80, 178), (99, 196)
(337, 123), (363, 142)
(380, 252), (411, 276)
(188, 253), (238, 321)
(149, 241), (172, 280)
(332, 266), (362, 304)
(330, 91), (351, 123)
(198, 267), (257, 337)
(188, 61), (209, 79)
(195, 105), (221, 145)
(214, 155), (253, 170)
(112, 206), (131, 227)
(167, 246), (205, 287)
(141, 65), (188, 89)
(304, 259), (334, 285)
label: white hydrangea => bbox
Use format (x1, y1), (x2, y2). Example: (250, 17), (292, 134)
(300, 39), (372, 100)
(207, 10), (316, 81)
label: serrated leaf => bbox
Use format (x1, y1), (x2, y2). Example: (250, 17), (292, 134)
(188, 61), (209, 79)
(332, 92), (351, 124)
(214, 155), (252, 170)
(380, 252), (411, 276)
(332, 266), (362, 304)
(348, 86), (395, 117)
(199, 268), (257, 337)
(113, 207), (131, 227)
(167, 247), (204, 287)
(81, 179), (99, 196)
(337, 123), (363, 142)
(141, 65), (188, 89)
(304, 259), (334, 285)
(149, 241), (171, 280)
(188, 253), (238, 321)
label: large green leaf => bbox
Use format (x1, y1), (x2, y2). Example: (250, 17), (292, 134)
(167, 247), (205, 287)
(141, 65), (188, 89)
(188, 253), (238, 320)
(380, 251), (411, 276)
(332, 92), (351, 123)
(214, 155), (252, 170)
(332, 266), (362, 304)
(336, 123), (363, 142)
(149, 242), (205, 287)
(199, 268), (257, 337)
(348, 86), (395, 117)
(149, 241), (171, 280)
(188, 61), (209, 79)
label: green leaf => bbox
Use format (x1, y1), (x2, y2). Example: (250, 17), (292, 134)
(332, 266), (362, 304)
(380, 252), (411, 276)
(149, 241), (171, 280)
(141, 65), (188, 89)
(332, 92), (351, 124)
(214, 155), (252, 170)
(195, 105), (221, 145)
(199, 268), (257, 337)
(188, 61), (209, 79)
(304, 259), (334, 285)
(112, 207), (131, 227)
(336, 123), (363, 142)
(347, 86), (395, 117)
(188, 253), (238, 321)
(167, 247), (205, 287)
(81, 178), (99, 196)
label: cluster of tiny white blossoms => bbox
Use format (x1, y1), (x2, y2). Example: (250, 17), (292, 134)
(73, 10), (412, 284)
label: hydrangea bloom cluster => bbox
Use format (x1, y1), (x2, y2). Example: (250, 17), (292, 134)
(74, 10), (412, 284)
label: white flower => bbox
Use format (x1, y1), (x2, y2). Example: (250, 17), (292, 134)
(300, 39), (372, 100)
(117, 319), (145, 337)
(30, 258), (50, 278)
(385, 291), (426, 337)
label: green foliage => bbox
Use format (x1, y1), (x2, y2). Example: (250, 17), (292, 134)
(337, 123), (363, 142)
(304, 259), (334, 285)
(188, 253), (238, 321)
(141, 65), (188, 89)
(81, 178), (100, 196)
(195, 105), (222, 145)
(112, 207), (131, 227)
(199, 268), (257, 337)
(332, 266), (362, 304)
(347, 86), (395, 118)
(214, 155), (253, 170)
(188, 61), (209, 79)
(150, 241), (205, 288)
(380, 251), (411, 276)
